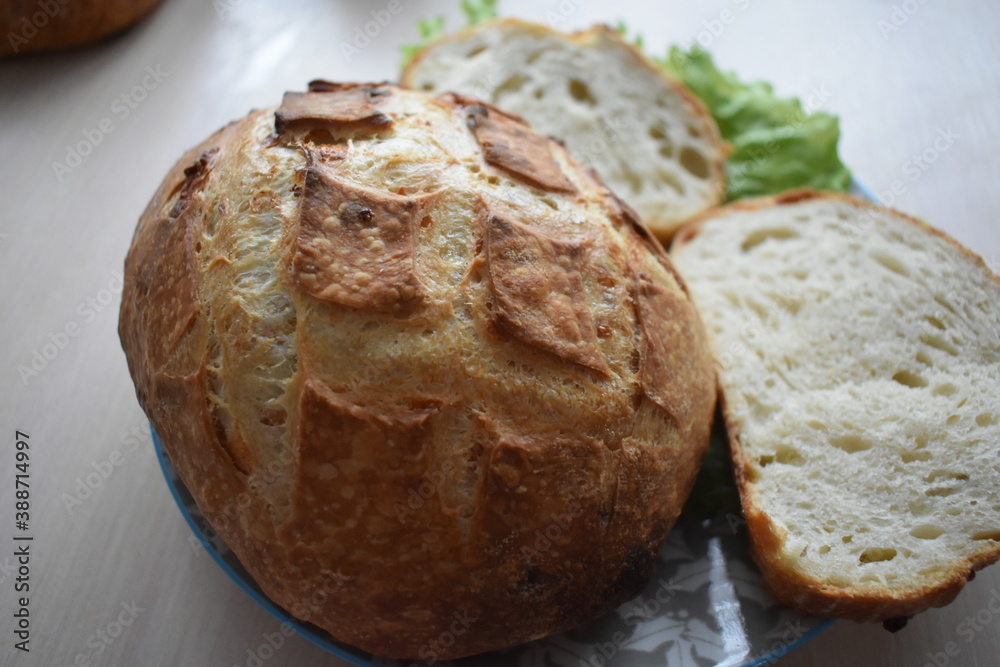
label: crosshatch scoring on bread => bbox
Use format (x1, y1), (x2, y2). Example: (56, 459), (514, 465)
(633, 266), (711, 431)
(118, 82), (717, 660)
(126, 148), (218, 373)
(275, 81), (393, 135)
(294, 150), (436, 315)
(485, 214), (608, 374)
(455, 95), (578, 194)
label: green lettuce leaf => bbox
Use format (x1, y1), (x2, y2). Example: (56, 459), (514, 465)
(400, 0), (498, 68)
(659, 46), (852, 200)
(400, 17), (446, 69)
(461, 0), (499, 25)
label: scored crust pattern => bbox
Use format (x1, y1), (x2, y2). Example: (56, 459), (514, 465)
(119, 82), (716, 660)
(294, 151), (436, 315)
(275, 82), (393, 134)
(485, 214), (609, 374)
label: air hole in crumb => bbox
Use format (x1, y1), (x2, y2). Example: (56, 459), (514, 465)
(465, 45), (487, 58)
(648, 123), (668, 141)
(932, 383), (958, 397)
(925, 487), (960, 497)
(916, 350), (933, 367)
(568, 79), (597, 106)
(830, 435), (872, 453)
(909, 525), (945, 540)
(933, 294), (958, 316)
(493, 74), (528, 101)
(924, 316), (947, 330)
(420, 215), (433, 229)
(421, 83), (434, 92)
(842, 535), (853, 543)
(741, 227), (800, 252)
(925, 470), (969, 483)
(526, 50), (543, 64)
(540, 197), (559, 211)
(860, 548), (897, 563)
(972, 530), (1000, 541)
(900, 450), (932, 463)
(921, 334), (959, 356)
(679, 146), (710, 179)
(655, 168), (684, 195)
(745, 298), (769, 320)
(487, 175), (501, 185)
(892, 370), (928, 388)
(818, 545), (831, 554)
(871, 252), (910, 277)
(976, 413), (997, 427)
(533, 89), (544, 99)
(946, 415), (960, 426)
(774, 445), (805, 465)
(758, 454), (775, 467)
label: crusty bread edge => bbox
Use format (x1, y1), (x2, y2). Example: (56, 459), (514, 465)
(400, 17), (727, 241)
(672, 188), (1000, 622)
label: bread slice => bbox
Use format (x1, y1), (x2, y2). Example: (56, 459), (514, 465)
(671, 190), (1000, 622)
(401, 18), (726, 240)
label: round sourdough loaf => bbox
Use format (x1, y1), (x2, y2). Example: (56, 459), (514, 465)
(0, 0), (164, 57)
(118, 82), (716, 659)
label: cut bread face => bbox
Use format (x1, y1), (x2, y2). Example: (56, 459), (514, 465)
(402, 18), (726, 240)
(671, 190), (1000, 621)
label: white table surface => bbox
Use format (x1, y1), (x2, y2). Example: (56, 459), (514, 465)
(1, 0), (998, 665)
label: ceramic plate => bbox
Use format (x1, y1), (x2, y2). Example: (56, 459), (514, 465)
(150, 185), (885, 667)
(153, 426), (833, 667)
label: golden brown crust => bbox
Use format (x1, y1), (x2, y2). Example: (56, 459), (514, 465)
(633, 264), (715, 435)
(275, 85), (393, 136)
(120, 84), (716, 659)
(460, 99), (577, 194)
(679, 189), (1000, 623)
(294, 151), (435, 315)
(0, 0), (164, 57)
